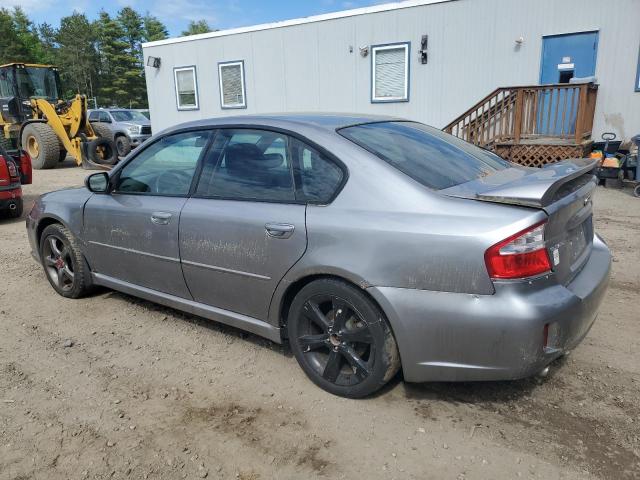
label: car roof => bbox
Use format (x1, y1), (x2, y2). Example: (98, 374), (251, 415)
(164, 113), (404, 134)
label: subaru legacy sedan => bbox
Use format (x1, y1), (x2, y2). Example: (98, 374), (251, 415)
(26, 114), (611, 398)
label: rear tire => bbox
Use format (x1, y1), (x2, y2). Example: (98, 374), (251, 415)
(288, 278), (400, 398)
(22, 123), (59, 170)
(39, 224), (91, 298)
(115, 135), (131, 157)
(633, 184), (640, 198)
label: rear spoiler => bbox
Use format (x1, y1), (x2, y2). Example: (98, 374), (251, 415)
(441, 158), (598, 208)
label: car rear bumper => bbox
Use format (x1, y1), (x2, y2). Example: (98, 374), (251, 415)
(367, 234), (611, 383)
(0, 187), (22, 210)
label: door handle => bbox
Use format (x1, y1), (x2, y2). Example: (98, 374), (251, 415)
(151, 211), (172, 225)
(265, 223), (295, 239)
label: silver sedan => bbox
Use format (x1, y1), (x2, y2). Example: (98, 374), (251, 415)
(26, 114), (611, 398)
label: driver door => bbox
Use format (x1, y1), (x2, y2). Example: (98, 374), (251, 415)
(83, 130), (212, 298)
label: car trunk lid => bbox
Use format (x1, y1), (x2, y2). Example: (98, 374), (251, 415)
(440, 158), (598, 285)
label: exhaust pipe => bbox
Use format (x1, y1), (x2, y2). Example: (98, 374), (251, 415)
(8, 202), (17, 211)
(537, 366), (550, 378)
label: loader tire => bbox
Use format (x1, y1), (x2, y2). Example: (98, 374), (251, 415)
(22, 123), (60, 170)
(90, 122), (114, 141)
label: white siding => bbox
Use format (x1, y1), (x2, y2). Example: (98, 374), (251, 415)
(143, 0), (640, 142)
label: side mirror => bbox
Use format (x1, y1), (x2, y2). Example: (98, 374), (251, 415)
(85, 172), (110, 193)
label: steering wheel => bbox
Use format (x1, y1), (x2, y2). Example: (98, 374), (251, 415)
(153, 170), (192, 194)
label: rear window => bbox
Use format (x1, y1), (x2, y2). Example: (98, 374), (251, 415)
(338, 121), (511, 190)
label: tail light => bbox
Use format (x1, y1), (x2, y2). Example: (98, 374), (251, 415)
(0, 155), (9, 186)
(19, 150), (33, 185)
(485, 221), (552, 279)
(6, 159), (18, 180)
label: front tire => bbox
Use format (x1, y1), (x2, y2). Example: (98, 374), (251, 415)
(288, 279), (400, 398)
(22, 123), (59, 170)
(39, 224), (91, 298)
(115, 135), (131, 157)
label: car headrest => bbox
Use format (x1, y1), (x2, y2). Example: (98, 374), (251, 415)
(225, 143), (283, 174)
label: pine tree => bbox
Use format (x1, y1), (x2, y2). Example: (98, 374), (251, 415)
(143, 14), (168, 42)
(116, 7), (147, 107)
(94, 11), (129, 107)
(0, 8), (32, 63)
(56, 12), (99, 99)
(11, 7), (45, 62)
(182, 20), (211, 36)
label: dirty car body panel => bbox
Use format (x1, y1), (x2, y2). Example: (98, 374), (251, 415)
(26, 114), (611, 383)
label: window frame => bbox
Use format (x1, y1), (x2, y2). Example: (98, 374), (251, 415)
(192, 126), (348, 205)
(370, 42), (411, 104)
(173, 65), (199, 111)
(218, 60), (247, 109)
(109, 127), (215, 198)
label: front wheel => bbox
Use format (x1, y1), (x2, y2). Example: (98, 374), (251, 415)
(287, 279), (400, 398)
(39, 224), (91, 298)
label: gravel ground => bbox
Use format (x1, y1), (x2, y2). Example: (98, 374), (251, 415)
(1, 160), (639, 480)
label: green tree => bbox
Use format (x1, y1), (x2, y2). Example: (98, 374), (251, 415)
(55, 12), (99, 98)
(181, 19), (211, 36)
(94, 11), (129, 107)
(0, 8), (32, 63)
(115, 7), (147, 107)
(143, 14), (168, 42)
(38, 22), (58, 66)
(11, 7), (45, 62)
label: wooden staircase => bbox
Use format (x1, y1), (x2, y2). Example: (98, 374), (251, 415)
(443, 83), (598, 167)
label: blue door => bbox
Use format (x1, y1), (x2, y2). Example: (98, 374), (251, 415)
(538, 31), (598, 135)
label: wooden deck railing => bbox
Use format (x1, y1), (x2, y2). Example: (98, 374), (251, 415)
(444, 83), (598, 147)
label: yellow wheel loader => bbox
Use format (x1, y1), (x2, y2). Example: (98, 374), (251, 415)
(0, 63), (118, 169)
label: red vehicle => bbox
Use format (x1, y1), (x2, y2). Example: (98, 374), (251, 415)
(0, 143), (32, 219)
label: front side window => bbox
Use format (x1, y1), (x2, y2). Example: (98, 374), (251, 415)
(339, 121), (510, 190)
(371, 43), (409, 102)
(196, 129), (294, 201)
(174, 66), (198, 110)
(116, 130), (211, 195)
(218, 61), (246, 109)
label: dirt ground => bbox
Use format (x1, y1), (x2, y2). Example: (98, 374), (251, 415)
(1, 159), (639, 480)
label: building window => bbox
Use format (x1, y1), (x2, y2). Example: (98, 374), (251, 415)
(371, 43), (410, 103)
(218, 61), (246, 109)
(174, 66), (199, 110)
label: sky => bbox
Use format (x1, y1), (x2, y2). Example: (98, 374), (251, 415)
(6, 0), (391, 37)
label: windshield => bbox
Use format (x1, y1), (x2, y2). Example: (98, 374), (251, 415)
(15, 67), (59, 99)
(338, 121), (511, 190)
(110, 110), (148, 122)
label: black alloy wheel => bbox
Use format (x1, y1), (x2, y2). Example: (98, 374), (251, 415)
(288, 279), (400, 398)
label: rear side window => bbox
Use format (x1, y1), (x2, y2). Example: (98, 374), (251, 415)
(196, 129), (295, 202)
(339, 121), (510, 190)
(291, 139), (343, 203)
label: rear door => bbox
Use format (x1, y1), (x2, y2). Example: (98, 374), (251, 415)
(84, 129), (212, 298)
(180, 128), (307, 320)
